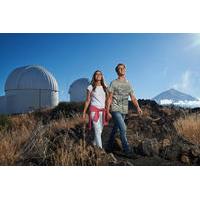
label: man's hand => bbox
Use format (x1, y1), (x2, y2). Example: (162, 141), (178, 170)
(130, 94), (143, 116)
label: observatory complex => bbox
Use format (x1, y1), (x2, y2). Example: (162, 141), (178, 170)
(0, 65), (59, 114)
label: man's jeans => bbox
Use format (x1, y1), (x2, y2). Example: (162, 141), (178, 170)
(107, 111), (130, 153)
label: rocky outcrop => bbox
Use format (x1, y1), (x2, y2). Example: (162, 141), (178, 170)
(28, 99), (200, 166)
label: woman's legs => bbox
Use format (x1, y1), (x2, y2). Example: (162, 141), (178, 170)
(91, 112), (103, 148)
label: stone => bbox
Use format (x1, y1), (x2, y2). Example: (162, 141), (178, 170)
(162, 138), (171, 148)
(141, 138), (160, 156)
(107, 153), (118, 163)
(181, 155), (190, 165)
(191, 146), (200, 157)
(164, 146), (181, 161)
(125, 161), (134, 166)
(180, 144), (191, 154)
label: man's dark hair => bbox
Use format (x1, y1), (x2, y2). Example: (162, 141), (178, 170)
(115, 63), (126, 74)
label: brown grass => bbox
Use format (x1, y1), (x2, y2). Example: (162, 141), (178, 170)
(52, 138), (109, 166)
(49, 114), (86, 131)
(0, 112), (111, 166)
(0, 114), (37, 165)
(174, 113), (200, 145)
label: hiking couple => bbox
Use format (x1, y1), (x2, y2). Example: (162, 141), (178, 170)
(83, 63), (142, 154)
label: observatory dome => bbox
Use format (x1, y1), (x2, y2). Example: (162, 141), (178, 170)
(0, 65), (59, 115)
(69, 78), (90, 102)
(5, 65), (58, 92)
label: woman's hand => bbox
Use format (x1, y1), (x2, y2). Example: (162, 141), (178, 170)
(107, 112), (112, 120)
(137, 107), (143, 115)
(83, 112), (87, 121)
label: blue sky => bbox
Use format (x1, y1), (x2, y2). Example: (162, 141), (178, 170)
(0, 33), (200, 101)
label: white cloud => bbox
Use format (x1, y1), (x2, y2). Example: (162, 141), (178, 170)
(163, 66), (168, 77)
(187, 34), (200, 49)
(172, 68), (200, 98)
(173, 70), (192, 92)
(174, 100), (200, 108)
(160, 99), (200, 108)
(160, 99), (173, 105)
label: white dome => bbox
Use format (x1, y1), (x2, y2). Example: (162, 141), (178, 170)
(69, 78), (90, 102)
(5, 65), (58, 91)
(69, 78), (90, 94)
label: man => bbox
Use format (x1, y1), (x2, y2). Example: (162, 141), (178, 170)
(106, 63), (142, 154)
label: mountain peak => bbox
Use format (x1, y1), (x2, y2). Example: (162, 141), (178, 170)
(168, 88), (177, 92)
(152, 88), (198, 103)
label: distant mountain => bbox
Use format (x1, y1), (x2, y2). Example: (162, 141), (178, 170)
(152, 88), (198, 104)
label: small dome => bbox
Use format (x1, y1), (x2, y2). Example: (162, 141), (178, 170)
(68, 78), (90, 102)
(68, 78), (90, 94)
(5, 65), (58, 91)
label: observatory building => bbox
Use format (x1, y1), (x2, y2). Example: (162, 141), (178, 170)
(68, 78), (90, 102)
(0, 65), (59, 114)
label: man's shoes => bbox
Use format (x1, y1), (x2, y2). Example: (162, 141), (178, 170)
(111, 149), (135, 159)
(105, 146), (114, 153)
(123, 148), (139, 159)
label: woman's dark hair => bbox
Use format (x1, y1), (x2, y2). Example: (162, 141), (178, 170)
(90, 70), (107, 95)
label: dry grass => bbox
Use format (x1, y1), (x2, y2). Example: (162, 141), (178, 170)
(0, 114), (37, 165)
(52, 138), (109, 166)
(174, 113), (200, 145)
(0, 112), (111, 166)
(49, 114), (86, 132)
(0, 134), (21, 165)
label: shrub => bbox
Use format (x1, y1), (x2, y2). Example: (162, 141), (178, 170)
(174, 113), (200, 145)
(0, 115), (12, 131)
(51, 101), (84, 119)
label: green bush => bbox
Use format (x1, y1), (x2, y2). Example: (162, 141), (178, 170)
(51, 101), (84, 119)
(32, 102), (84, 124)
(0, 115), (12, 131)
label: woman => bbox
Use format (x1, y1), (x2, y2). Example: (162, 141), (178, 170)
(83, 70), (109, 148)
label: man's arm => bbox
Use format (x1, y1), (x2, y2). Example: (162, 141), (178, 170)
(130, 94), (142, 115)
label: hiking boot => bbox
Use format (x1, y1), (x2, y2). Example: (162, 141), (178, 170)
(105, 146), (114, 153)
(112, 149), (136, 159)
(123, 148), (139, 159)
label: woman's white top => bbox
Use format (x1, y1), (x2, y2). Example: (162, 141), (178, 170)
(87, 85), (106, 109)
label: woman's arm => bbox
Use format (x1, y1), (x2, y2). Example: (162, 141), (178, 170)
(83, 90), (91, 120)
(106, 92), (113, 119)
